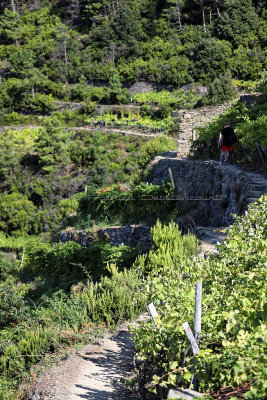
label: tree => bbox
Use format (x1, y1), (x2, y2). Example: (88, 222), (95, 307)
(229, 45), (265, 80)
(107, 74), (131, 104)
(213, 0), (259, 46)
(9, 48), (36, 78)
(83, 0), (119, 26)
(34, 117), (67, 174)
(111, 1), (141, 59)
(213, 0), (222, 17)
(193, 0), (207, 32)
(199, 70), (238, 105)
(189, 37), (232, 83)
(167, 0), (185, 31)
(0, 8), (19, 45)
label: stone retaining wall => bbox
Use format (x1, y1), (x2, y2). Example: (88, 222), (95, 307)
(57, 225), (152, 252)
(153, 159), (249, 226)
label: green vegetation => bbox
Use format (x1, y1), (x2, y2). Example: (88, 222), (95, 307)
(0, 249), (146, 399)
(0, 216), (200, 399)
(74, 182), (179, 228)
(133, 219), (199, 276)
(131, 195), (267, 399)
(86, 111), (173, 133)
(0, 1), (266, 114)
(198, 70), (238, 106)
(134, 89), (200, 109)
(0, 115), (176, 235)
(0, 1), (266, 399)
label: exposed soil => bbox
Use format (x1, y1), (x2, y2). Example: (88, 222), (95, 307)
(25, 320), (145, 400)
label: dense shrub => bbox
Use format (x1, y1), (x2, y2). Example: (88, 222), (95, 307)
(0, 193), (39, 235)
(24, 238), (139, 282)
(198, 70), (238, 106)
(78, 182), (179, 225)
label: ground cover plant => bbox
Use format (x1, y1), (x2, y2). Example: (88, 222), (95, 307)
(133, 89), (200, 110)
(130, 195), (267, 399)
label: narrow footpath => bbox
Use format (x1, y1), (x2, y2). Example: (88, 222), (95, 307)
(26, 321), (143, 400)
(0, 124), (158, 138)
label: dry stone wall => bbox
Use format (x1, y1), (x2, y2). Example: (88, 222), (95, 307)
(153, 159), (267, 226)
(175, 102), (234, 158)
(57, 225), (152, 253)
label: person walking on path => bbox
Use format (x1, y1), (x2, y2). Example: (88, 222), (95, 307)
(218, 121), (236, 164)
(94, 118), (98, 129)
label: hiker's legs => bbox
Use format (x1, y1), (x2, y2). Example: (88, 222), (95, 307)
(220, 149), (225, 163)
(224, 150), (229, 162)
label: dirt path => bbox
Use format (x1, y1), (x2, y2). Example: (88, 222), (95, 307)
(67, 329), (137, 400)
(26, 322), (143, 400)
(0, 124), (158, 138)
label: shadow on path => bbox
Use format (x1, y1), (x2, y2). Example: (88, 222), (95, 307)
(72, 330), (136, 400)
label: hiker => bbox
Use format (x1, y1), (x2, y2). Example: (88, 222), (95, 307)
(100, 119), (105, 128)
(94, 118), (98, 129)
(218, 121), (236, 164)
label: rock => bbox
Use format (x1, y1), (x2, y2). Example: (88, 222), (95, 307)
(57, 225), (153, 253)
(168, 388), (205, 399)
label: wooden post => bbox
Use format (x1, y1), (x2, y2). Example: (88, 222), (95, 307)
(147, 303), (158, 321)
(19, 248), (25, 269)
(168, 168), (175, 188)
(182, 322), (200, 355)
(194, 282), (202, 338)
(193, 281), (202, 390)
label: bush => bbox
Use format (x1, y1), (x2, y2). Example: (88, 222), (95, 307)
(0, 284), (28, 328)
(20, 93), (55, 113)
(0, 252), (17, 281)
(198, 70), (238, 106)
(24, 237), (138, 282)
(78, 182), (178, 225)
(133, 220), (198, 276)
(0, 193), (39, 235)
